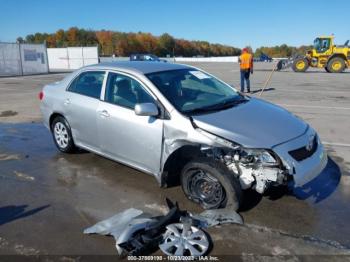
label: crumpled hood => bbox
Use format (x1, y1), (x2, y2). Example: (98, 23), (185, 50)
(192, 97), (307, 148)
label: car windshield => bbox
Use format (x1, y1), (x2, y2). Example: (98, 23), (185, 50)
(146, 69), (245, 115)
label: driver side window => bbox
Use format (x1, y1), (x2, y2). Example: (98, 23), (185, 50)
(105, 72), (155, 109)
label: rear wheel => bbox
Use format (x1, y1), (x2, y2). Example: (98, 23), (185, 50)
(181, 158), (242, 210)
(51, 116), (76, 153)
(327, 57), (346, 73)
(292, 58), (309, 72)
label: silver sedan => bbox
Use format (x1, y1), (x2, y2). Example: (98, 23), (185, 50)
(40, 61), (327, 210)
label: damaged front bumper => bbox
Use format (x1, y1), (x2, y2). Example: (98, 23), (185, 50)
(273, 128), (328, 187)
(201, 126), (327, 194)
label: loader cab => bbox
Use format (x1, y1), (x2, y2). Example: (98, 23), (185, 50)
(313, 37), (332, 53)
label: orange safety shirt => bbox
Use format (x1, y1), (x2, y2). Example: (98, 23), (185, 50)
(239, 53), (253, 70)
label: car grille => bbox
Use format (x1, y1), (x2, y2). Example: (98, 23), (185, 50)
(289, 136), (318, 161)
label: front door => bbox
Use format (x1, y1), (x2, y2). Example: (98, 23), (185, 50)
(97, 72), (163, 174)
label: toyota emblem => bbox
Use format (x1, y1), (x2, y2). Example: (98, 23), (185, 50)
(306, 135), (315, 151)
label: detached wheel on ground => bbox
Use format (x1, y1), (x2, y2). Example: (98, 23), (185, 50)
(292, 57), (309, 72)
(181, 158), (242, 210)
(51, 116), (76, 153)
(327, 57), (346, 73)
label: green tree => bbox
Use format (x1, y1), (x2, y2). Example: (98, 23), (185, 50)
(25, 34), (35, 43)
(55, 29), (65, 47)
(16, 37), (24, 43)
(158, 33), (175, 56)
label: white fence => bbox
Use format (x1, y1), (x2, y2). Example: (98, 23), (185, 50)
(20, 44), (49, 75)
(0, 43), (49, 76)
(47, 47), (98, 71)
(1, 43), (239, 77)
(99, 56), (129, 63)
(174, 56), (239, 63)
(100, 56), (239, 63)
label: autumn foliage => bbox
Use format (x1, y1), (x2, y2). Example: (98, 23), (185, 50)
(254, 44), (313, 58)
(18, 27), (241, 57)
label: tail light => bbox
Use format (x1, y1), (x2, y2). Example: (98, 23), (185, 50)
(38, 91), (44, 100)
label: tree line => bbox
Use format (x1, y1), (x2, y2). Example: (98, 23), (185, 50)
(255, 44), (313, 58)
(17, 27), (312, 58)
(17, 27), (241, 57)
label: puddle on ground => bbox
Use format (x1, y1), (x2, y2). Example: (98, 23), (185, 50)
(13, 171), (35, 181)
(0, 153), (20, 161)
(0, 110), (18, 117)
(1, 122), (350, 250)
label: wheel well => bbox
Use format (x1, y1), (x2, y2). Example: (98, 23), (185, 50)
(49, 113), (64, 130)
(161, 145), (204, 188)
(328, 54), (347, 63)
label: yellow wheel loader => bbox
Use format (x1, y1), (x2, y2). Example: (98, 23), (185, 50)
(292, 36), (349, 73)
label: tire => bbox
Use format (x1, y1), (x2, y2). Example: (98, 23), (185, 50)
(327, 57), (346, 73)
(181, 158), (242, 210)
(292, 57), (309, 72)
(325, 67), (330, 73)
(51, 116), (76, 153)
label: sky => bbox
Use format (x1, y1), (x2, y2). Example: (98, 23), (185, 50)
(0, 0), (349, 49)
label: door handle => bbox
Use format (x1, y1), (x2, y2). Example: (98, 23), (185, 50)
(99, 110), (110, 118)
(64, 98), (71, 105)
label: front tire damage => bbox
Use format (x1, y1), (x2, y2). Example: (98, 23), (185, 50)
(179, 145), (290, 210)
(181, 158), (242, 210)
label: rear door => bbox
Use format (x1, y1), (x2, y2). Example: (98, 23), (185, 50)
(97, 71), (163, 174)
(64, 70), (106, 151)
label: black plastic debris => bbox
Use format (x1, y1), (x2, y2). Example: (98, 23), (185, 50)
(84, 198), (242, 257)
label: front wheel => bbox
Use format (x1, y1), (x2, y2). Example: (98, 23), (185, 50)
(51, 116), (76, 153)
(181, 158), (242, 210)
(292, 57), (309, 72)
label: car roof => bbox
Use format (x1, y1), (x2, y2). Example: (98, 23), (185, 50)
(87, 61), (192, 74)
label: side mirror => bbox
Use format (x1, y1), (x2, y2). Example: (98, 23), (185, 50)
(134, 103), (159, 117)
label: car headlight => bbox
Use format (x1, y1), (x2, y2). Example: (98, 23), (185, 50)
(240, 149), (278, 166)
(197, 128), (278, 166)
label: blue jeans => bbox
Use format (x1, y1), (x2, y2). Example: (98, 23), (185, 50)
(240, 69), (250, 92)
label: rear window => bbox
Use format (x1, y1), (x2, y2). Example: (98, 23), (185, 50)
(68, 71), (105, 99)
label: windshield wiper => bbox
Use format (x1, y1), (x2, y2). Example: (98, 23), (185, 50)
(183, 97), (248, 115)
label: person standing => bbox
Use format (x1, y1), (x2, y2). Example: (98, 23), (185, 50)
(239, 48), (253, 93)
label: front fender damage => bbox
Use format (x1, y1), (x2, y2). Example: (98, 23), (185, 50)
(159, 119), (289, 194)
(158, 120), (219, 186)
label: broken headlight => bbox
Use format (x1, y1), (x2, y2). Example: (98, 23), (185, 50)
(240, 149), (278, 166)
(198, 128), (279, 166)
